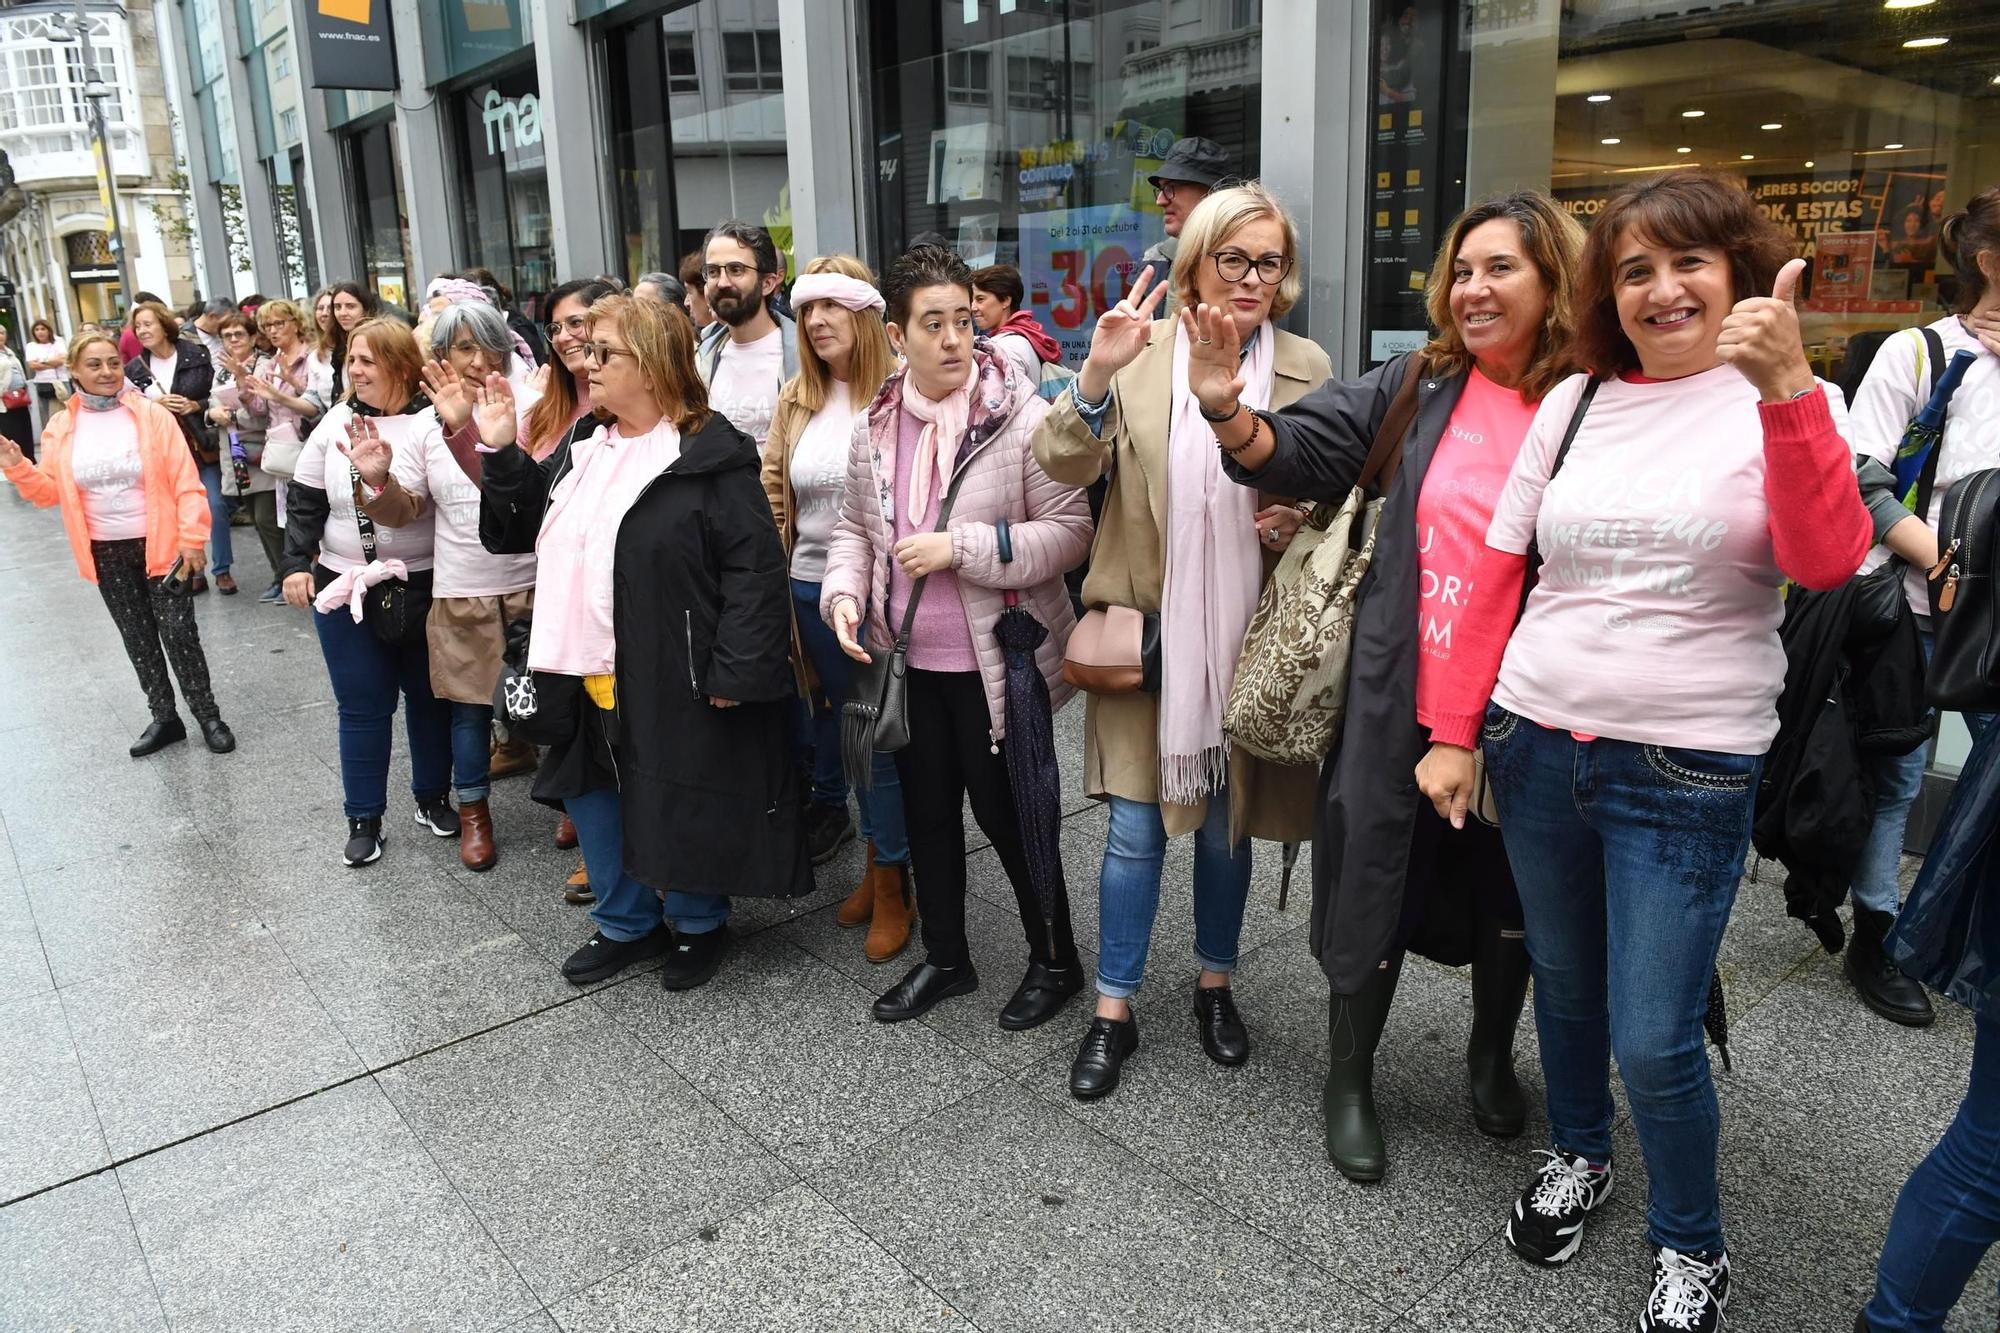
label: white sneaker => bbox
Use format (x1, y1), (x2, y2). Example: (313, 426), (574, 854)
(1639, 1246), (1730, 1331)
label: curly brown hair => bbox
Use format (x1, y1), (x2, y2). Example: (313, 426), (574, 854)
(1574, 169), (1794, 377)
(1419, 191), (1586, 402)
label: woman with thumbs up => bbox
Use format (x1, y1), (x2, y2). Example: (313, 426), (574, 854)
(1412, 170), (1872, 1333)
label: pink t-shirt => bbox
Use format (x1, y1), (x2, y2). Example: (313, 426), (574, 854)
(528, 419), (682, 677)
(1414, 367), (1539, 729)
(1484, 365), (1851, 754)
(887, 409), (977, 672)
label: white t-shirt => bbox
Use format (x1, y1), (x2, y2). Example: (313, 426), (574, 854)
(146, 352), (178, 400)
(708, 329), (785, 447)
(398, 408), (537, 598)
(1485, 365), (1851, 754)
(1850, 317), (2000, 611)
(294, 403), (436, 573)
(788, 383), (859, 583)
(27, 341), (66, 385)
(69, 406), (148, 541)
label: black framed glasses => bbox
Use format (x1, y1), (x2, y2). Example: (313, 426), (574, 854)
(702, 261), (757, 282)
(582, 342), (636, 365)
(1209, 251), (1294, 285)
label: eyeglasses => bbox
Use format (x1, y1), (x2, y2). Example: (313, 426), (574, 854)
(259, 317), (295, 330)
(702, 261), (758, 282)
(1209, 251), (1294, 285)
(545, 315), (588, 340)
(582, 342), (636, 365)
(1152, 180), (1189, 202)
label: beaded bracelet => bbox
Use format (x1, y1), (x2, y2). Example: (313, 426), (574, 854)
(1218, 411), (1261, 458)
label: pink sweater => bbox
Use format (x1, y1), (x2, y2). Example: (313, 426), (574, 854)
(888, 409), (979, 671)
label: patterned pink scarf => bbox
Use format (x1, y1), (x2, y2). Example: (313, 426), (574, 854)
(897, 357), (976, 523)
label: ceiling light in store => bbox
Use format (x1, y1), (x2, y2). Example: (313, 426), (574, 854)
(1902, 35), (1949, 48)
(1676, 146), (1693, 153)
(1601, 137), (1622, 145)
(1761, 122), (1783, 130)
(1886, 142), (1905, 149)
(1991, 72), (2000, 84)
(1586, 93), (1612, 102)
(1740, 154), (1755, 160)
(1682, 109), (1706, 118)
(1884, 0), (1934, 8)
(1805, 160), (1816, 168)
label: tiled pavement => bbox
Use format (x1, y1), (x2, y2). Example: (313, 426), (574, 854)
(1, 490), (1994, 1333)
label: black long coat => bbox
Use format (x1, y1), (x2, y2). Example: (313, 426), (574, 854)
(481, 412), (810, 901)
(124, 337), (214, 460)
(1225, 353), (1469, 994)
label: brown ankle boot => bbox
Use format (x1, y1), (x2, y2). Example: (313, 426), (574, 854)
(554, 814), (578, 849)
(563, 857), (594, 904)
(459, 799), (497, 872)
(490, 737), (538, 779)
(864, 861), (915, 964)
(837, 840), (877, 928)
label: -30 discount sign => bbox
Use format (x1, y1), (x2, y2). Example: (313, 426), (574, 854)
(1020, 205), (1160, 367)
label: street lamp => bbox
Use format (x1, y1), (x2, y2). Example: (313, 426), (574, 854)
(49, 3), (135, 312)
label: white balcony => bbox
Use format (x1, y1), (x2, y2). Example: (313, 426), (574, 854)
(0, 4), (150, 187)
(0, 121), (149, 188)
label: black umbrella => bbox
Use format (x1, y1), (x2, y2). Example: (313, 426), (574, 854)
(1704, 968), (1732, 1073)
(994, 589), (1068, 958)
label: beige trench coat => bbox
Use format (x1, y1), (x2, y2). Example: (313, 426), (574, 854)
(1033, 321), (1332, 844)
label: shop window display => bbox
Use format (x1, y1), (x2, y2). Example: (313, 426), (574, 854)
(348, 116), (411, 311)
(453, 64), (554, 324)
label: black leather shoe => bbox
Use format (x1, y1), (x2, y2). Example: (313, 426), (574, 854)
(1194, 984), (1250, 1066)
(561, 925), (671, 986)
(1846, 908), (1935, 1027)
(872, 961), (978, 1023)
(130, 716), (187, 757)
(998, 957), (1084, 1031)
(660, 925), (731, 992)
(1069, 1013), (1140, 1100)
(200, 718), (236, 754)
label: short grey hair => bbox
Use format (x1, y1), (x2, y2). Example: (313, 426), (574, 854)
(636, 271), (684, 303)
(428, 301), (515, 373)
(202, 297), (238, 318)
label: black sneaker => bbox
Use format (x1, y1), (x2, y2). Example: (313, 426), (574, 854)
(343, 817), (384, 867)
(659, 926), (732, 991)
(1639, 1246), (1730, 1331)
(561, 925), (671, 985)
(413, 796), (460, 837)
(1505, 1150), (1614, 1267)
(804, 801), (855, 865)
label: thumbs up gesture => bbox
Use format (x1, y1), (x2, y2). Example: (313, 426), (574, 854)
(1716, 257), (1816, 403)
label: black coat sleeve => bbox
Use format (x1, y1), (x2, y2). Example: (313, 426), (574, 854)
(703, 468), (795, 704)
(280, 481), (329, 579)
(479, 437), (568, 555)
(177, 340), (213, 413)
(1221, 355), (1407, 503)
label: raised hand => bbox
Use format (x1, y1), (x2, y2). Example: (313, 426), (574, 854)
(0, 435), (24, 469)
(525, 362), (551, 398)
(336, 413), (393, 487)
(1076, 264), (1166, 400)
(1967, 308), (2000, 360)
(1716, 257), (1815, 403)
(1181, 302), (1248, 417)
(420, 358), (474, 432)
(471, 373), (518, 448)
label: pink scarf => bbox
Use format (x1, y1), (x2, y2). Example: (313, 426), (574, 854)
(1158, 320), (1275, 807)
(897, 358), (975, 523)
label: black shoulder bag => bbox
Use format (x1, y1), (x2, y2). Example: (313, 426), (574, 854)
(351, 463), (433, 648)
(840, 464), (975, 789)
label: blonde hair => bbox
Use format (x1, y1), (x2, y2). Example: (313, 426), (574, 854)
(792, 255), (896, 414)
(256, 298), (310, 343)
(587, 293), (710, 435)
(342, 318), (424, 404)
(1419, 191), (1587, 403)
(66, 331), (121, 370)
(1169, 182), (1303, 318)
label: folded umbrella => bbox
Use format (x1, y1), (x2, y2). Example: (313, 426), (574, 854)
(994, 587), (1068, 959)
(1892, 348), (1978, 510)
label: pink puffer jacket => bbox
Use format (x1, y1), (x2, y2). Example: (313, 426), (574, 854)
(820, 346), (1090, 741)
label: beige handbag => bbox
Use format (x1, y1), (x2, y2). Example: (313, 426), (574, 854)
(1062, 604), (1160, 695)
(1470, 747), (1500, 827)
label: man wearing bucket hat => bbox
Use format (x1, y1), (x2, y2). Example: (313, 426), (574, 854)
(1141, 137), (1234, 317)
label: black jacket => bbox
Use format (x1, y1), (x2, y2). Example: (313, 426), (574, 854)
(1754, 563), (1929, 934)
(1226, 353), (1469, 993)
(124, 338), (214, 460)
(482, 412), (809, 900)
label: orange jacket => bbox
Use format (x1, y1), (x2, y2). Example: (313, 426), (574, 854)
(2, 390), (211, 583)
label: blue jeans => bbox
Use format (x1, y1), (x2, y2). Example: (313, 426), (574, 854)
(450, 702), (491, 804)
(1096, 791), (1251, 999)
(311, 598), (452, 820)
(790, 578), (909, 864)
(1482, 704), (1759, 1256)
(1864, 1009), (2000, 1331)
(197, 458), (232, 576)
(562, 786), (729, 942)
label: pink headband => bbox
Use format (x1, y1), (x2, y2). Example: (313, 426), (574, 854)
(792, 273), (884, 314)
(426, 278), (491, 306)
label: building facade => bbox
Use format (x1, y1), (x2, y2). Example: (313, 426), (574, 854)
(0, 0), (196, 338)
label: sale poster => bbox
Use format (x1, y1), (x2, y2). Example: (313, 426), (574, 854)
(1813, 232), (1875, 300)
(1017, 204), (1159, 368)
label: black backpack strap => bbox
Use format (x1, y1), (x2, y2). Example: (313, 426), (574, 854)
(1520, 376), (1603, 616)
(1915, 326), (1949, 519)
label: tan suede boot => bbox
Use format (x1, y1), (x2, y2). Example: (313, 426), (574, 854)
(836, 840), (877, 928)
(864, 861), (915, 964)
(489, 737), (538, 779)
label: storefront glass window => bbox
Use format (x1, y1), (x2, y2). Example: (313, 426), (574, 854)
(347, 117), (411, 309)
(452, 63), (553, 321)
(607, 0), (790, 286)
(866, 0), (1263, 367)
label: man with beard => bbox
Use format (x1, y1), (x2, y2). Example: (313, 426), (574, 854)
(695, 220), (798, 450)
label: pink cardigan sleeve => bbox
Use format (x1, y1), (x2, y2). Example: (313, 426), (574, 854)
(1426, 546), (1530, 749)
(1761, 389), (1871, 592)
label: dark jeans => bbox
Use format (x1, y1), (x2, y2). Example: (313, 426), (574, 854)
(196, 458), (232, 576)
(1865, 1008), (2000, 1331)
(790, 578), (909, 864)
(892, 667), (1074, 971)
(1482, 703), (1760, 1256)
(91, 538), (219, 724)
(311, 578), (452, 820)
(564, 782), (728, 941)
(244, 490), (283, 583)
(450, 702), (491, 803)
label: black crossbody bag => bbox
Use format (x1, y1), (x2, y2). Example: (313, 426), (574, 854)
(351, 464), (432, 648)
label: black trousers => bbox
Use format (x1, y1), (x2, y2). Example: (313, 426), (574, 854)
(892, 667), (1076, 971)
(245, 490), (283, 581)
(92, 538), (219, 724)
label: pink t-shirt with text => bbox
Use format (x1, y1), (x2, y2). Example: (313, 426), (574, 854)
(1414, 366), (1539, 729)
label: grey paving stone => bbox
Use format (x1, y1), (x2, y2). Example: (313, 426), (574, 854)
(271, 880), (577, 1067)
(0, 991), (109, 1202)
(0, 873), (53, 1003)
(61, 930), (363, 1158)
(592, 931), (1007, 1172)
(377, 1000), (794, 1303)
(0, 1170), (166, 1333)
(816, 1077), (1395, 1332)
(0, 768), (207, 874)
(120, 1079), (537, 1333)
(23, 850), (277, 989)
(547, 1183), (964, 1333)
